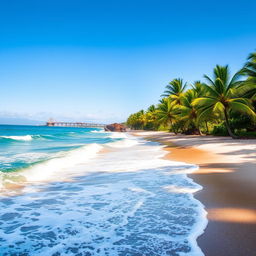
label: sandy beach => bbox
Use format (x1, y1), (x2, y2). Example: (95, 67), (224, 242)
(132, 131), (256, 256)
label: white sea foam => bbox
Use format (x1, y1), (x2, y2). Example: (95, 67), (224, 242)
(20, 143), (103, 183)
(91, 129), (106, 133)
(108, 132), (128, 139)
(0, 135), (33, 141)
(164, 184), (201, 194)
(107, 133), (140, 148)
(0, 134), (207, 256)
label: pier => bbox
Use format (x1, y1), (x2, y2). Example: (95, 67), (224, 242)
(46, 120), (105, 128)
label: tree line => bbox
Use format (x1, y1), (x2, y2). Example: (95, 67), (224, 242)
(126, 51), (256, 138)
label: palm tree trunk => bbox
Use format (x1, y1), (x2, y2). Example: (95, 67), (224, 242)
(198, 127), (203, 136)
(205, 121), (209, 134)
(196, 122), (203, 136)
(224, 109), (237, 139)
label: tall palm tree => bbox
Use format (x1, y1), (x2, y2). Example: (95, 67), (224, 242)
(178, 89), (202, 135)
(191, 81), (216, 133)
(161, 78), (187, 105)
(193, 65), (256, 138)
(240, 51), (256, 101)
(156, 98), (177, 128)
(145, 105), (158, 130)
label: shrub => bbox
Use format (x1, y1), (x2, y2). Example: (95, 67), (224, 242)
(211, 123), (229, 136)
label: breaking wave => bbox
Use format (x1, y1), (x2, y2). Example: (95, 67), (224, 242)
(0, 135), (34, 141)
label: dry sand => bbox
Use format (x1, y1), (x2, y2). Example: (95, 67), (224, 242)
(132, 131), (256, 256)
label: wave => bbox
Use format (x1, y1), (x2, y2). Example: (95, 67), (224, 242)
(0, 132), (83, 142)
(17, 143), (103, 183)
(0, 135), (33, 141)
(104, 133), (140, 148)
(107, 137), (139, 148)
(0, 152), (51, 165)
(91, 129), (106, 133)
(0, 143), (103, 190)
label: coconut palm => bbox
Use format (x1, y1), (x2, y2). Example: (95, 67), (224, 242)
(161, 78), (187, 105)
(244, 52), (256, 79)
(156, 98), (177, 128)
(191, 80), (218, 133)
(191, 81), (207, 97)
(193, 65), (256, 138)
(240, 51), (256, 101)
(145, 105), (158, 130)
(177, 89), (202, 134)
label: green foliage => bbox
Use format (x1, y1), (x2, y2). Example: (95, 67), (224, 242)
(177, 89), (201, 134)
(229, 112), (255, 131)
(156, 98), (177, 127)
(126, 110), (146, 130)
(211, 123), (229, 136)
(236, 131), (256, 138)
(126, 50), (256, 138)
(161, 78), (187, 105)
(169, 120), (186, 134)
(193, 65), (256, 138)
(240, 51), (256, 100)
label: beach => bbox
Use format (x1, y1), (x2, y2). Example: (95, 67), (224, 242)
(1, 125), (255, 255)
(132, 131), (256, 256)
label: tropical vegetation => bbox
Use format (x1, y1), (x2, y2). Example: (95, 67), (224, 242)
(126, 50), (256, 138)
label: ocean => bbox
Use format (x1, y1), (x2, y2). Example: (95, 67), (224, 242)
(0, 125), (207, 256)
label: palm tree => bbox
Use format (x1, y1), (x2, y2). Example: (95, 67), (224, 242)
(243, 52), (256, 79)
(126, 110), (146, 130)
(240, 51), (256, 101)
(193, 65), (256, 138)
(156, 98), (177, 129)
(147, 105), (156, 113)
(178, 89), (202, 135)
(191, 81), (207, 97)
(145, 105), (158, 130)
(161, 78), (187, 105)
(191, 81), (214, 133)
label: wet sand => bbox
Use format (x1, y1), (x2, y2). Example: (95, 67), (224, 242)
(132, 131), (256, 256)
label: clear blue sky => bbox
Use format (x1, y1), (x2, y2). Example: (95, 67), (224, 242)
(0, 0), (256, 124)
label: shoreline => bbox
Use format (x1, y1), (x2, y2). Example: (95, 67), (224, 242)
(131, 131), (256, 256)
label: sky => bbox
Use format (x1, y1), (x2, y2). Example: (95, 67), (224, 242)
(0, 0), (256, 124)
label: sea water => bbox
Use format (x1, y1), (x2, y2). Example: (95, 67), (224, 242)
(0, 125), (207, 256)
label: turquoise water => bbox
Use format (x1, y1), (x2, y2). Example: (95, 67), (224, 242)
(0, 125), (207, 256)
(0, 125), (112, 173)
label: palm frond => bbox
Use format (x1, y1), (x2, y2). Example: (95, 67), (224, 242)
(229, 101), (256, 119)
(213, 102), (225, 113)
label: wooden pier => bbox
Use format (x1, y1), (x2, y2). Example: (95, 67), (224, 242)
(46, 120), (105, 128)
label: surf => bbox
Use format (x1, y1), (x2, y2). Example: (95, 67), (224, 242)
(0, 125), (207, 255)
(0, 135), (33, 141)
